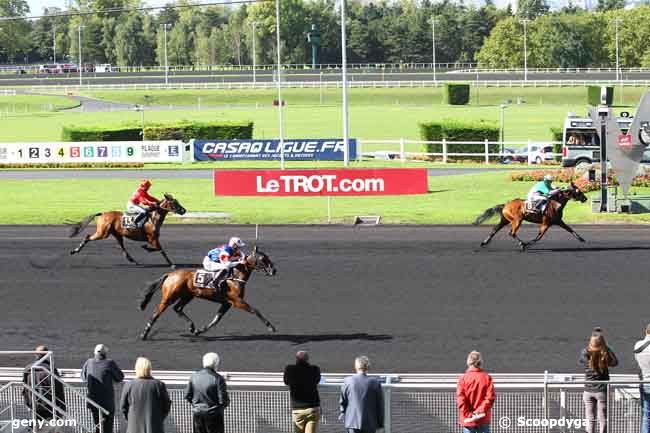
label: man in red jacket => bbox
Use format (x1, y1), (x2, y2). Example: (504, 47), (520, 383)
(127, 180), (160, 228)
(457, 351), (496, 433)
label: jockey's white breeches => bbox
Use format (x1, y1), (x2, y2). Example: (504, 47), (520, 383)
(202, 257), (227, 272)
(126, 202), (147, 214)
(527, 191), (546, 203)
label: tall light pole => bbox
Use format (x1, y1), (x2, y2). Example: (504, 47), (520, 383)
(614, 17), (622, 82)
(520, 19), (529, 82)
(251, 21), (257, 85)
(430, 17), (437, 83)
(162, 23), (170, 85)
(341, 0), (350, 167)
(78, 25), (85, 86)
(275, 0), (285, 169)
(52, 25), (56, 64)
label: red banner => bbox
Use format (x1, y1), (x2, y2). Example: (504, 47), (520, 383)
(213, 168), (428, 196)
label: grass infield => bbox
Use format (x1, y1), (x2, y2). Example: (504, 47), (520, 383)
(3, 172), (650, 225)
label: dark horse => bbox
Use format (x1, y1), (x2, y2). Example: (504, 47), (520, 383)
(473, 182), (588, 251)
(138, 246), (277, 340)
(68, 193), (186, 267)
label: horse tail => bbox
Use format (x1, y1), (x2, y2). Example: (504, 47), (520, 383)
(68, 213), (102, 238)
(472, 204), (505, 226)
(139, 274), (168, 311)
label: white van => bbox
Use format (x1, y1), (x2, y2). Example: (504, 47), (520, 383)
(95, 64), (112, 73)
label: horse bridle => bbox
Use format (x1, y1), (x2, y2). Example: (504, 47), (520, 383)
(228, 253), (274, 287)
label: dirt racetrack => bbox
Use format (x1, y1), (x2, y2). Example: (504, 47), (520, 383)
(1, 224), (649, 374)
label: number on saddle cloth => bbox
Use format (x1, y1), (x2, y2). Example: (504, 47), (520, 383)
(121, 214), (138, 229)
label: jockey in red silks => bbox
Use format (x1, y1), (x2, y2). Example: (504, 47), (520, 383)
(126, 180), (160, 227)
(202, 237), (247, 288)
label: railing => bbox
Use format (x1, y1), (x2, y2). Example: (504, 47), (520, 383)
(0, 369), (646, 433)
(356, 139), (562, 165)
(0, 352), (108, 433)
(9, 79), (650, 92)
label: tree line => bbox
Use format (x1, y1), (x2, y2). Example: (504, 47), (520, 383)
(0, 0), (645, 69)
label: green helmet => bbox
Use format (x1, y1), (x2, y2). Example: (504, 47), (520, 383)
(543, 174), (553, 182)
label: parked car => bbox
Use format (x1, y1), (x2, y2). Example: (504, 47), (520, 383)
(526, 144), (555, 164)
(39, 64), (60, 74)
(81, 63), (95, 72)
(60, 63), (78, 73)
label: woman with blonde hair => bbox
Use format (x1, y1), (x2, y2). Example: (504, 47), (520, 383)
(579, 329), (618, 433)
(120, 357), (172, 433)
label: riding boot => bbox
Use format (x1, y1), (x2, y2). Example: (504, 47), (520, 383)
(135, 212), (148, 228)
(209, 269), (226, 290)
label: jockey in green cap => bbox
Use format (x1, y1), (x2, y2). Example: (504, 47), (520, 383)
(527, 174), (557, 213)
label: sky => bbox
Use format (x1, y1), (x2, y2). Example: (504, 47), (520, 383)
(26, 0), (171, 15)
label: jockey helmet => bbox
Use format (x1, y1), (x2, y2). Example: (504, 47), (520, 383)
(140, 179), (152, 189)
(229, 237), (245, 248)
(543, 174), (553, 182)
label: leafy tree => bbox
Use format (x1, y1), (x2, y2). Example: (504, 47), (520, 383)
(0, 0), (32, 63)
(517, 0), (549, 20)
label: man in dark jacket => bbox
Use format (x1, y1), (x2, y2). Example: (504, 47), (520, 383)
(81, 344), (124, 433)
(22, 345), (67, 421)
(185, 352), (230, 433)
(284, 351), (321, 433)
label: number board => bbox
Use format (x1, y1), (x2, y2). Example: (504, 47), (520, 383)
(0, 141), (185, 164)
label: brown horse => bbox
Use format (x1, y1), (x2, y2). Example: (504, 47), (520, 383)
(473, 182), (588, 251)
(68, 193), (186, 267)
(137, 246), (277, 340)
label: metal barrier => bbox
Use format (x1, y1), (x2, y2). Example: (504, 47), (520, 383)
(0, 368), (647, 433)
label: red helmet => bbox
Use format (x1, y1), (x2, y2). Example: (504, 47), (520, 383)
(140, 179), (152, 189)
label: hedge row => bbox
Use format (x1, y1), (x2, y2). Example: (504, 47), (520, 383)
(419, 119), (499, 160)
(62, 121), (254, 142)
(443, 84), (470, 105)
(587, 86), (614, 106)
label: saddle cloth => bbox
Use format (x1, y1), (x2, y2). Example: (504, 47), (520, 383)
(121, 213), (138, 230)
(193, 270), (217, 288)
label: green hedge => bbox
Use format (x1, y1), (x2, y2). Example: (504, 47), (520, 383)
(62, 121), (254, 142)
(62, 124), (142, 141)
(443, 83), (470, 105)
(144, 121), (253, 141)
(419, 119), (499, 160)
(587, 86), (614, 106)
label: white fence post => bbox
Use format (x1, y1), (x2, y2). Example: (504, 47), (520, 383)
(399, 137), (405, 162)
(384, 376), (393, 433)
(484, 139), (489, 164)
(442, 139), (447, 164)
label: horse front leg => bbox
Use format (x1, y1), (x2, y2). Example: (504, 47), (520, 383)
(232, 299), (277, 333)
(195, 303), (231, 336)
(557, 221), (586, 243)
(143, 238), (175, 268)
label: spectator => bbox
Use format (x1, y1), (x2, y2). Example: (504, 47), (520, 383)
(339, 356), (383, 433)
(456, 351), (495, 433)
(284, 350), (321, 433)
(81, 344), (124, 433)
(22, 345), (66, 421)
(579, 329), (618, 433)
(185, 352), (230, 433)
(120, 357), (171, 433)
(635, 324), (650, 433)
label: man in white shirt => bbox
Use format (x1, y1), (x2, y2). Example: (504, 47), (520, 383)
(634, 324), (650, 433)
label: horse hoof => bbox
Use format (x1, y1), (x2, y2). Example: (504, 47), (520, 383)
(189, 325), (196, 334)
(70, 250), (76, 255)
(170, 264), (176, 270)
(480, 242), (487, 248)
(140, 333), (148, 341)
(268, 326), (277, 333)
